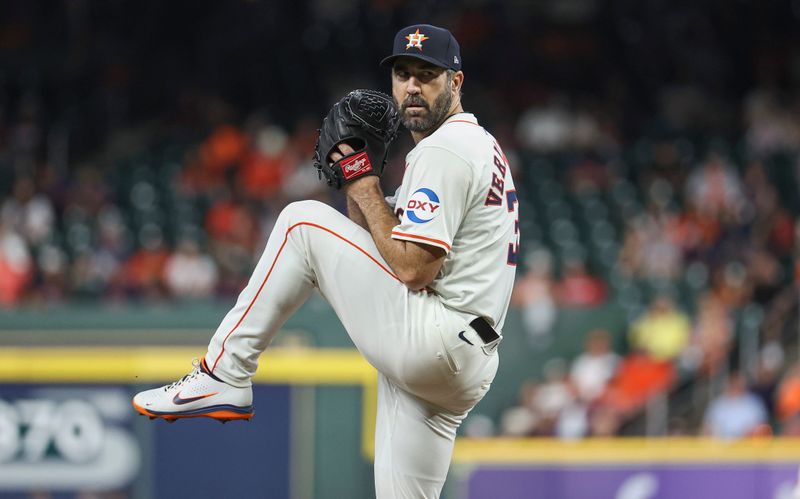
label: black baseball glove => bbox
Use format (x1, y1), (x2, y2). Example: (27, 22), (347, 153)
(313, 89), (401, 189)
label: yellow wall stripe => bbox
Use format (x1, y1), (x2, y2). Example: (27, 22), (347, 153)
(452, 437), (800, 463)
(0, 346), (375, 384)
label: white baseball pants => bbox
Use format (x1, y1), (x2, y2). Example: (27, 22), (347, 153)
(204, 200), (498, 498)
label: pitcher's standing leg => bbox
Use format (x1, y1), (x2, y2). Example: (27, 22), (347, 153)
(373, 373), (465, 499)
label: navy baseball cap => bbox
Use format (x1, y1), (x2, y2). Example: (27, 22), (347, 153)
(380, 24), (462, 71)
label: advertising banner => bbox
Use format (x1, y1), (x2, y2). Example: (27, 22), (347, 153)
(0, 384), (291, 498)
(468, 464), (799, 499)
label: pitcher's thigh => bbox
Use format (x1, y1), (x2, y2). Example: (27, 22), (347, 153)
(282, 201), (414, 371)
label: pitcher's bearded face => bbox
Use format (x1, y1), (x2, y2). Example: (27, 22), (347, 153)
(397, 87), (453, 133)
(392, 59), (454, 134)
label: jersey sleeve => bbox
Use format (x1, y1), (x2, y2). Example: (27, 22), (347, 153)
(391, 146), (472, 253)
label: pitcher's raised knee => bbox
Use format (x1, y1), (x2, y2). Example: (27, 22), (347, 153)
(278, 200), (336, 225)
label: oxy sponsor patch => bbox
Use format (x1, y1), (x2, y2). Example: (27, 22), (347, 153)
(405, 188), (441, 223)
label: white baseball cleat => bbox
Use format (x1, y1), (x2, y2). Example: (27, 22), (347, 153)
(132, 358), (254, 423)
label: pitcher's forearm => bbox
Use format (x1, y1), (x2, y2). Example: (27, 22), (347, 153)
(346, 178), (444, 289)
(346, 197), (369, 230)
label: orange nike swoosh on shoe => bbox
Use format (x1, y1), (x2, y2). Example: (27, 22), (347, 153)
(172, 391), (219, 405)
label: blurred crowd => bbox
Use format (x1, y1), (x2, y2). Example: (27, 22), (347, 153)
(503, 123), (800, 437)
(0, 109), (336, 304)
(0, 0), (799, 438)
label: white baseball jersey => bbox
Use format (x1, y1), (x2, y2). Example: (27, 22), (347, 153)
(388, 113), (519, 331)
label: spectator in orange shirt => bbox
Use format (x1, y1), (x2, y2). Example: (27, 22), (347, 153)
(202, 124), (247, 173)
(238, 126), (292, 199)
(119, 226), (169, 300)
(205, 188), (260, 251)
(777, 364), (800, 423)
(188, 124), (248, 191)
(597, 351), (676, 415)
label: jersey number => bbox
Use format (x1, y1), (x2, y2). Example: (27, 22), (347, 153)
(507, 190), (519, 266)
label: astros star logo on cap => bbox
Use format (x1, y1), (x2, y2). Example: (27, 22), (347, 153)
(405, 28), (429, 50)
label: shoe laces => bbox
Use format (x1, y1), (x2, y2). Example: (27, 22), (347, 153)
(164, 359), (202, 391)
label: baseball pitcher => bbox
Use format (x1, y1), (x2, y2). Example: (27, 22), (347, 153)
(133, 23), (519, 498)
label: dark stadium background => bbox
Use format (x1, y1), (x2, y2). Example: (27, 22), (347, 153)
(0, 1), (798, 498)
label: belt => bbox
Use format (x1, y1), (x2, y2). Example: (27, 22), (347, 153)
(469, 317), (501, 345)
